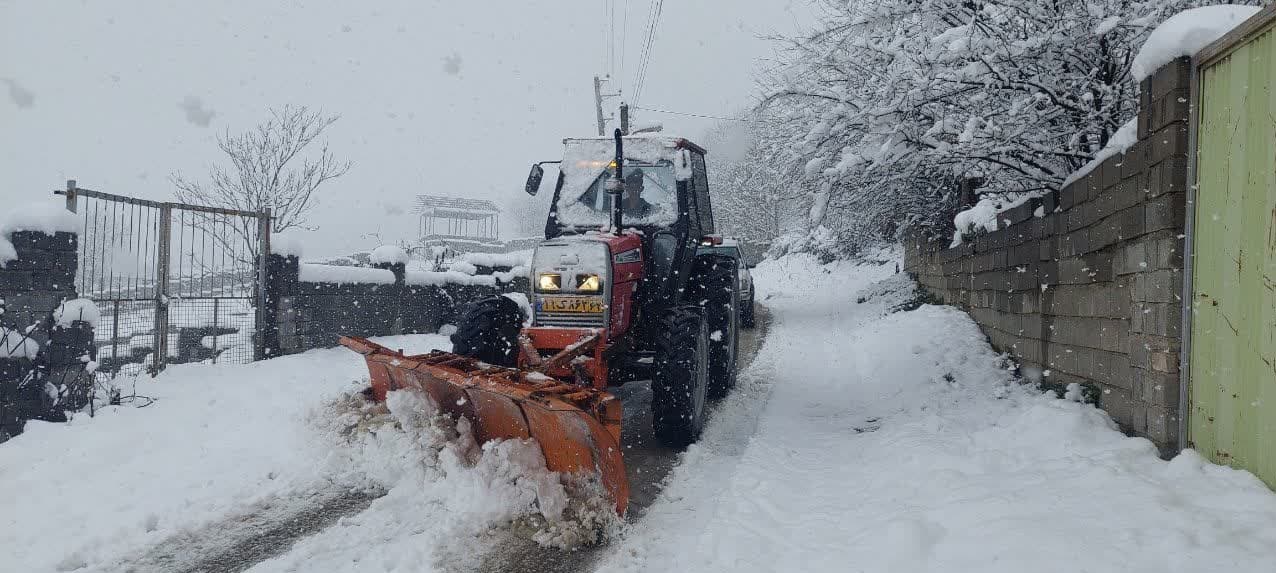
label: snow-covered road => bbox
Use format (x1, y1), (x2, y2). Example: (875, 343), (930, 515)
(595, 253), (1276, 573)
(4, 252), (1276, 573)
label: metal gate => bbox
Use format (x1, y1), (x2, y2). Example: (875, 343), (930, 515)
(57, 181), (271, 381)
(1186, 8), (1276, 489)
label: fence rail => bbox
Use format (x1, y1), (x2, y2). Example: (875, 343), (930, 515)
(58, 181), (271, 380)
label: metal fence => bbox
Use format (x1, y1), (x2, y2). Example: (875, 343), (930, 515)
(57, 181), (271, 381)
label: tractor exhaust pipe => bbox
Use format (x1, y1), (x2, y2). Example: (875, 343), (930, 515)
(605, 128), (624, 235)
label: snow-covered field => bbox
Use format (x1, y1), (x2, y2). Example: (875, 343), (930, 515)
(596, 252), (1276, 573)
(3, 251), (1276, 573)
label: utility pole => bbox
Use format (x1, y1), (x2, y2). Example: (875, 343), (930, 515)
(594, 76), (606, 136)
(593, 76), (621, 136)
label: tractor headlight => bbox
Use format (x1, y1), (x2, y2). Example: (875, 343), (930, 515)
(576, 274), (602, 292)
(537, 273), (561, 291)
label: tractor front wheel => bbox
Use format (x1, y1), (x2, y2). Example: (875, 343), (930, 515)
(652, 306), (710, 447)
(450, 296), (523, 367)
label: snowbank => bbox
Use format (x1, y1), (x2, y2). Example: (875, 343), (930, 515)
(1132, 5), (1261, 82)
(597, 252), (1276, 573)
(369, 244), (409, 265)
(271, 232), (305, 258)
(52, 298), (101, 328)
(0, 201), (79, 265)
(299, 263), (396, 285)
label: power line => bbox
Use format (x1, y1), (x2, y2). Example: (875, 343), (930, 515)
(632, 0), (665, 106)
(631, 105), (757, 123)
(619, 0), (630, 91)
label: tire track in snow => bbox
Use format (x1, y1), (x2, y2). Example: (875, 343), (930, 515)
(112, 486), (385, 573)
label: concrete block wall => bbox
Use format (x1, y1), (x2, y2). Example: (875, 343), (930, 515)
(903, 58), (1191, 454)
(1, 230), (79, 344)
(262, 255), (528, 356)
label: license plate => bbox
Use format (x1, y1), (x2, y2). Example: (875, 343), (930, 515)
(540, 296), (604, 313)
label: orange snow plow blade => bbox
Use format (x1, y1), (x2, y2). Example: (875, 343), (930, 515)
(339, 336), (629, 515)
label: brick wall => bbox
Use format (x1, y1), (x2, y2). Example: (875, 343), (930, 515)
(262, 255), (528, 356)
(903, 58), (1190, 454)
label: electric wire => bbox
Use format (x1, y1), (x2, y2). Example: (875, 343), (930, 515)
(632, 0), (665, 106)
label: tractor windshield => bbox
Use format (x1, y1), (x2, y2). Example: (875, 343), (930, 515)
(557, 161), (677, 228)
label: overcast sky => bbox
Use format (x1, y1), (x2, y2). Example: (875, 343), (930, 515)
(0, 0), (810, 257)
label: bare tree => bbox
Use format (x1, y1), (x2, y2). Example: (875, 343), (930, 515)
(171, 105), (350, 261)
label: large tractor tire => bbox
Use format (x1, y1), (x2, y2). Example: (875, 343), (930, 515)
(701, 258), (740, 399)
(652, 306), (711, 447)
(741, 286), (756, 329)
(450, 296), (523, 367)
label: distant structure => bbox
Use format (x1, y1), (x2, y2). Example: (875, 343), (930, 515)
(414, 195), (501, 247)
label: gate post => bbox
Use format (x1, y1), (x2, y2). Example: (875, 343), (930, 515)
(254, 208), (272, 361)
(152, 204), (172, 375)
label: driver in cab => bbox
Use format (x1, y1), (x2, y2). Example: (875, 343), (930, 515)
(622, 169), (655, 219)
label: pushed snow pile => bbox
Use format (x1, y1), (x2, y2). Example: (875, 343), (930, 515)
(1062, 117), (1139, 189)
(852, 273), (935, 314)
(1133, 5), (1261, 82)
(259, 388), (620, 570)
(369, 244), (409, 266)
(271, 232), (305, 257)
(1, 201), (79, 265)
(52, 298), (101, 328)
(950, 193), (1038, 246)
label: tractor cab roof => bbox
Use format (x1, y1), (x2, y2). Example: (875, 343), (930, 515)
(562, 134), (707, 156)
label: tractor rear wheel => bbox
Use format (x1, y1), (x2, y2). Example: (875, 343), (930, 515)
(652, 306), (710, 447)
(450, 296), (523, 367)
(701, 259), (739, 399)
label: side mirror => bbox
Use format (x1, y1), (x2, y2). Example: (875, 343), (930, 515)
(525, 164), (544, 196)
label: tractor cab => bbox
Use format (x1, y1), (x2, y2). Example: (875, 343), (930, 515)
(525, 134), (713, 240)
(524, 134), (715, 332)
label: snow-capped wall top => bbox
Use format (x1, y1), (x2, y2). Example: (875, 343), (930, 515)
(950, 194), (1037, 247)
(1132, 5), (1262, 82)
(460, 250), (533, 269)
(298, 263), (396, 285)
(1, 201), (80, 266)
(271, 232), (305, 258)
(53, 298), (101, 328)
(1061, 118), (1139, 189)
(369, 245), (409, 266)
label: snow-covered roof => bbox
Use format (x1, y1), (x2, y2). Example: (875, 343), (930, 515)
(562, 133), (706, 155)
(412, 195), (500, 217)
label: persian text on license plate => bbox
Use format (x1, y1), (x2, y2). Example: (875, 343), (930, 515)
(540, 297), (604, 313)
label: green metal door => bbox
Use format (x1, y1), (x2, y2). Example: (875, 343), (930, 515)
(1190, 22), (1276, 488)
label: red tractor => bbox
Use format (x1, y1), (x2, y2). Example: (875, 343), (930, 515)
(342, 130), (740, 515)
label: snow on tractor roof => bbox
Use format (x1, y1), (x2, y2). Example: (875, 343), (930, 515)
(556, 136), (701, 229)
